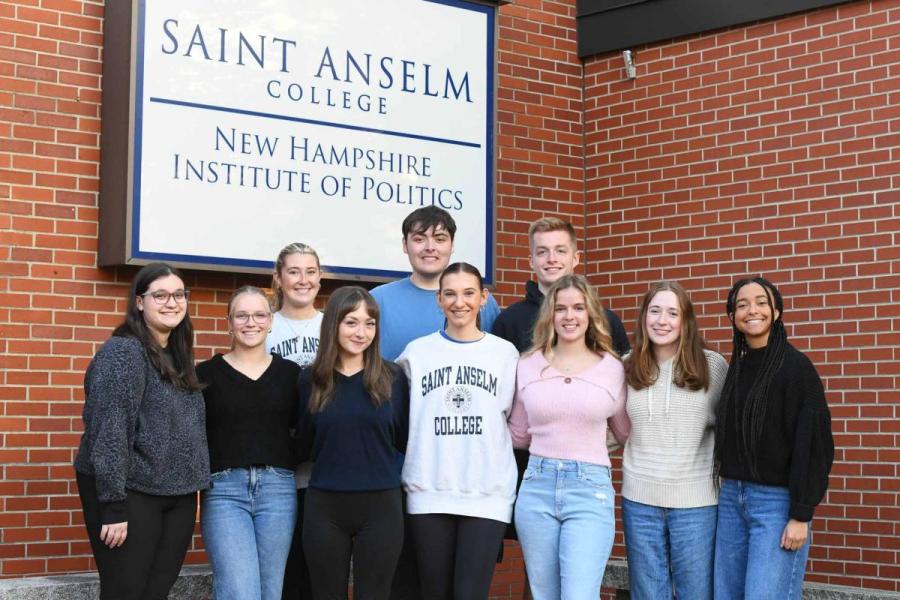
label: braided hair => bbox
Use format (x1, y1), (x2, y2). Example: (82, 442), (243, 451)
(714, 277), (787, 479)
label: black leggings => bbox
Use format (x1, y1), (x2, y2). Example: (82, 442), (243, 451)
(409, 513), (506, 600)
(76, 471), (197, 600)
(388, 492), (420, 600)
(302, 488), (403, 600)
(282, 488), (313, 600)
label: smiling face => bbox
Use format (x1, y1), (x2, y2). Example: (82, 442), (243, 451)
(337, 302), (376, 364)
(229, 292), (271, 350)
(437, 271), (487, 333)
(530, 229), (581, 292)
(644, 290), (682, 357)
(275, 252), (321, 311)
(136, 274), (188, 345)
(403, 224), (454, 279)
(553, 286), (589, 345)
(732, 282), (779, 348)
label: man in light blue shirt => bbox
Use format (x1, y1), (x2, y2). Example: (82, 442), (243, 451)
(371, 205), (500, 360)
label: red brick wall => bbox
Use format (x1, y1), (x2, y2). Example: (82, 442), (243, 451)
(493, 0), (586, 305)
(1, 0), (898, 595)
(584, 0), (900, 592)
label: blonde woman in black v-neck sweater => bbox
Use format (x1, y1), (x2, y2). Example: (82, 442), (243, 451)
(197, 286), (301, 600)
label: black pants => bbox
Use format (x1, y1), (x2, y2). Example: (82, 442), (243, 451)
(282, 488), (313, 599)
(409, 513), (506, 600)
(388, 492), (421, 600)
(302, 488), (404, 600)
(76, 471), (197, 600)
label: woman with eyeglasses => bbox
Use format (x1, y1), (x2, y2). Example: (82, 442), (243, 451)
(197, 286), (302, 600)
(75, 262), (210, 600)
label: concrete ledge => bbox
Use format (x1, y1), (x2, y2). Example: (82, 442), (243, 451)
(0, 566), (211, 600)
(0, 563), (897, 599)
(600, 561), (900, 600)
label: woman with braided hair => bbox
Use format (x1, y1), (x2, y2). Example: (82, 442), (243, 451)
(713, 277), (834, 600)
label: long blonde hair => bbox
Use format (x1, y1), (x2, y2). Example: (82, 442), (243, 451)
(271, 242), (320, 311)
(528, 274), (616, 362)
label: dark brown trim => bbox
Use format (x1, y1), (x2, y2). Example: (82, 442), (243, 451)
(577, 0), (854, 58)
(97, 0), (135, 266)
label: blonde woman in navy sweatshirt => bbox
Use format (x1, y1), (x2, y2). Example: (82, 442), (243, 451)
(296, 286), (409, 600)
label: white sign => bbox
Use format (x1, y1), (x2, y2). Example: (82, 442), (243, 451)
(131, 0), (495, 280)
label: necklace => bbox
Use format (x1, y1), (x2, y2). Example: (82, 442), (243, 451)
(278, 312), (317, 340)
(550, 351), (600, 374)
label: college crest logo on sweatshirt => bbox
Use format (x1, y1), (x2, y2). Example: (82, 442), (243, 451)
(420, 364), (500, 436)
(396, 331), (520, 522)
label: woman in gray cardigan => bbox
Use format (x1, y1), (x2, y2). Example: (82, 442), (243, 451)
(74, 262), (210, 600)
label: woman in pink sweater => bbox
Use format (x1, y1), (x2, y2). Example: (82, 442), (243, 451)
(507, 274), (629, 600)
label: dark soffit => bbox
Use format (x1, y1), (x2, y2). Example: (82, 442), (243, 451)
(577, 0), (854, 58)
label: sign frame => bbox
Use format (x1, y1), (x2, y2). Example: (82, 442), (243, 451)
(99, 0), (499, 283)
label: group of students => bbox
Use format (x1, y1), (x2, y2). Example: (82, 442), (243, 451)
(74, 206), (834, 600)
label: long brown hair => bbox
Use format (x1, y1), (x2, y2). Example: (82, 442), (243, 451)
(625, 281), (710, 391)
(528, 275), (616, 362)
(112, 262), (201, 391)
(307, 286), (392, 412)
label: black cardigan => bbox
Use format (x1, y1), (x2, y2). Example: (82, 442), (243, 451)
(718, 344), (834, 521)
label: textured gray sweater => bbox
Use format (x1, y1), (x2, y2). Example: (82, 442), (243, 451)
(74, 336), (210, 523)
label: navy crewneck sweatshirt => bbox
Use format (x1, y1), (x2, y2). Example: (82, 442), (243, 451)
(297, 363), (409, 491)
(717, 343), (834, 521)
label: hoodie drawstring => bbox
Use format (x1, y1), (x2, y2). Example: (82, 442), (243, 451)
(648, 359), (674, 423)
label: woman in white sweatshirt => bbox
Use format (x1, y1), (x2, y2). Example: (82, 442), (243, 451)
(621, 281), (728, 600)
(397, 262), (519, 600)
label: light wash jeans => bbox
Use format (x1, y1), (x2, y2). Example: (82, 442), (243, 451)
(514, 456), (616, 600)
(714, 479), (811, 600)
(200, 466), (297, 600)
(621, 497), (716, 600)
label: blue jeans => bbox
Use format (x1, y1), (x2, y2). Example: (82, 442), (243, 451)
(514, 456), (616, 600)
(200, 466), (297, 600)
(714, 479), (811, 600)
(621, 498), (716, 600)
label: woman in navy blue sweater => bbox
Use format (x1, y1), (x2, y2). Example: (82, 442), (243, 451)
(297, 286), (409, 600)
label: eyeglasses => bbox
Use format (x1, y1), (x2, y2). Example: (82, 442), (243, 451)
(232, 311), (271, 325)
(141, 289), (190, 304)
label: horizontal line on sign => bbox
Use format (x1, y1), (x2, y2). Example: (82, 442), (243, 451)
(148, 97), (482, 149)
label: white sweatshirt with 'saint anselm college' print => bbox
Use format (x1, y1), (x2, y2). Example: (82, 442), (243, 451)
(397, 331), (519, 523)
